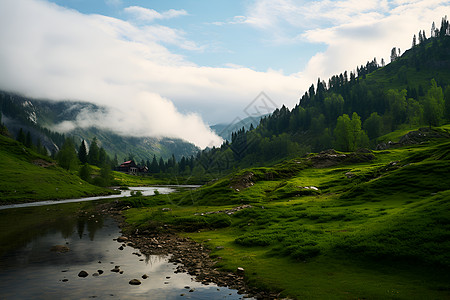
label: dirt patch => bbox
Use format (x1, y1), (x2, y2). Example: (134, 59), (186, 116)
(230, 171), (255, 191)
(32, 159), (55, 168)
(308, 149), (375, 168)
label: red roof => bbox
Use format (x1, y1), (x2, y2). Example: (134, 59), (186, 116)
(120, 160), (135, 167)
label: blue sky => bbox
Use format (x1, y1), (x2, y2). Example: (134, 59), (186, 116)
(0, 0), (448, 148)
(50, 0), (323, 74)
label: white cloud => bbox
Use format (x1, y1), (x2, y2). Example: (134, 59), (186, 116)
(124, 6), (188, 22)
(298, 0), (450, 81)
(241, 0), (450, 84)
(0, 0), (301, 148)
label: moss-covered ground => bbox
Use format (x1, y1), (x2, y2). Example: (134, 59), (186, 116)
(121, 128), (450, 299)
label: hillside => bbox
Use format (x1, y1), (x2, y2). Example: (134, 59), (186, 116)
(121, 126), (450, 299)
(0, 92), (199, 162)
(174, 34), (450, 177)
(0, 134), (115, 204)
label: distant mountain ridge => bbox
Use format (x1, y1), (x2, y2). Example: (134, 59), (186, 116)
(210, 114), (268, 142)
(0, 92), (199, 161)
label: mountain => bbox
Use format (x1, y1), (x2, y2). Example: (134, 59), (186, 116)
(0, 92), (199, 162)
(210, 114), (267, 142)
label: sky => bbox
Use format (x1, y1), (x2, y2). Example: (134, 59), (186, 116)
(0, 0), (448, 148)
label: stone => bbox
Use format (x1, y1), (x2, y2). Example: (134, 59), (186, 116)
(117, 236), (128, 243)
(129, 279), (141, 285)
(98, 270), (104, 275)
(142, 274), (148, 279)
(111, 266), (120, 272)
(237, 267), (245, 276)
(78, 270), (88, 277)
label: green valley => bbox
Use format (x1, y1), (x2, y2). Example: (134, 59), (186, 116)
(1, 13), (450, 300)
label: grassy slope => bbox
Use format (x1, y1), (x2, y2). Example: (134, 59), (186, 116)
(122, 127), (450, 299)
(365, 38), (450, 91)
(0, 135), (114, 203)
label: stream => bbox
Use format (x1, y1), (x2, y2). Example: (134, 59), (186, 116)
(0, 186), (187, 210)
(0, 188), (248, 299)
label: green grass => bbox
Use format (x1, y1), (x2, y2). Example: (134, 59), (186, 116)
(111, 170), (170, 186)
(0, 135), (114, 203)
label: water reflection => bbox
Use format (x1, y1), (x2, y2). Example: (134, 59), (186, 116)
(0, 204), (246, 299)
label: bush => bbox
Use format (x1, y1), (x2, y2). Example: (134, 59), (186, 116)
(205, 214), (232, 228)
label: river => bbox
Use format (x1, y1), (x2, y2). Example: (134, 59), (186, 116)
(0, 186), (188, 210)
(0, 188), (248, 299)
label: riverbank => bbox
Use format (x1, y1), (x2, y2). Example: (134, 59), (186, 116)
(100, 202), (280, 299)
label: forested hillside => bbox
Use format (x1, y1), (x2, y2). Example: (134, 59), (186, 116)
(179, 21), (450, 177)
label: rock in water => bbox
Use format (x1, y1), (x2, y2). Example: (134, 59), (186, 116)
(111, 266), (121, 272)
(129, 279), (141, 285)
(78, 271), (88, 277)
(117, 236), (128, 243)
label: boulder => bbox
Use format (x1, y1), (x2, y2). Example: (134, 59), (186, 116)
(129, 279), (141, 285)
(78, 270), (88, 278)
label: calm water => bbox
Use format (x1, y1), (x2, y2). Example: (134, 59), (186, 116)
(0, 198), (247, 299)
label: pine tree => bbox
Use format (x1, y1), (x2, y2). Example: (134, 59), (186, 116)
(159, 157), (165, 172)
(390, 47), (398, 62)
(79, 163), (92, 182)
(88, 137), (100, 166)
(16, 128), (25, 144)
(25, 131), (32, 148)
(57, 138), (78, 170)
(78, 140), (88, 164)
(150, 155), (159, 173)
(99, 147), (108, 166)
